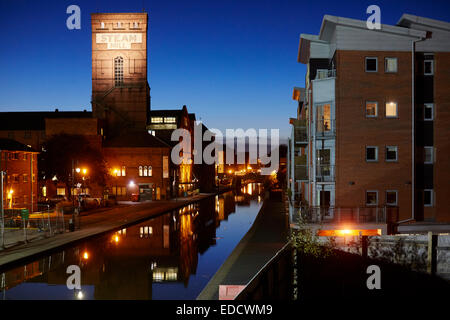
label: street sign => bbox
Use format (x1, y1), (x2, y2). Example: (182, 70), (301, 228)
(20, 208), (29, 220)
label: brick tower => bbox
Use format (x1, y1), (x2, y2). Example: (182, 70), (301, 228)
(91, 13), (150, 137)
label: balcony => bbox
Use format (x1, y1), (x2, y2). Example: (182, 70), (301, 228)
(294, 155), (308, 181)
(315, 69), (336, 80)
(298, 206), (399, 225)
(316, 164), (335, 182)
(292, 119), (308, 145)
(315, 119), (335, 138)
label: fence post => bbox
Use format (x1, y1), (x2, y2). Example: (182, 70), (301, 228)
(61, 207), (65, 233)
(47, 206), (52, 236)
(427, 232), (438, 275)
(361, 235), (368, 259)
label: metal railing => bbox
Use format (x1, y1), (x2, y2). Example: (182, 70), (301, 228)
(0, 203), (67, 249)
(316, 164), (335, 182)
(296, 206), (399, 224)
(315, 69), (336, 80)
(316, 119), (335, 138)
(235, 242), (293, 300)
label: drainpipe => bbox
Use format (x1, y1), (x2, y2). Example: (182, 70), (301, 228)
(397, 36), (426, 224)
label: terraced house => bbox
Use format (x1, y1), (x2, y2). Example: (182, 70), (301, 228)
(288, 14), (450, 234)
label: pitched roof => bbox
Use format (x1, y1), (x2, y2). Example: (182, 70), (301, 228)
(0, 111), (92, 130)
(0, 138), (37, 152)
(103, 131), (170, 148)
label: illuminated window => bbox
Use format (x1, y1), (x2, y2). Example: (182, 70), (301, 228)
(365, 101), (377, 117)
(164, 117), (176, 123)
(424, 189), (433, 206)
(424, 147), (433, 164)
(100, 22), (105, 28)
(42, 186), (47, 197)
(151, 117), (163, 123)
(133, 21), (139, 28)
(23, 174), (28, 183)
(148, 166), (152, 177)
(365, 57), (378, 72)
(148, 130), (155, 136)
(139, 166), (143, 176)
(386, 190), (397, 206)
(385, 57), (398, 73)
(385, 146), (398, 162)
(366, 191), (378, 206)
(144, 166), (148, 176)
(366, 146), (378, 162)
(114, 57), (123, 86)
(385, 102), (398, 118)
(117, 21), (122, 28)
(121, 166), (126, 176)
(424, 104), (433, 121)
(57, 188), (66, 196)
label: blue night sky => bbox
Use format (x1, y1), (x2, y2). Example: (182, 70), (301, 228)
(1, 0), (450, 138)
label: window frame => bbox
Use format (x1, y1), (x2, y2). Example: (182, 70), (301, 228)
(365, 101), (378, 118)
(365, 146), (378, 162)
(386, 190), (398, 206)
(114, 56), (124, 87)
(366, 190), (378, 206)
(365, 57), (378, 72)
(424, 189), (434, 207)
(385, 102), (398, 118)
(424, 103), (434, 121)
(424, 60), (434, 75)
(384, 57), (398, 73)
(424, 146), (434, 164)
(385, 146), (398, 162)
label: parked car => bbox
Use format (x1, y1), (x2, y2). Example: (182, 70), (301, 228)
(77, 194), (101, 210)
(48, 195), (67, 206)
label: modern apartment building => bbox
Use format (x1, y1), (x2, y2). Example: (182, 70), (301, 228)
(288, 14), (450, 234)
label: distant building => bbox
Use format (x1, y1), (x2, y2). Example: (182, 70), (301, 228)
(103, 132), (171, 200)
(288, 14), (450, 234)
(0, 139), (38, 212)
(0, 12), (215, 205)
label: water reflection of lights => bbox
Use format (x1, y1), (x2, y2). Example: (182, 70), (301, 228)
(77, 290), (84, 299)
(258, 195), (261, 203)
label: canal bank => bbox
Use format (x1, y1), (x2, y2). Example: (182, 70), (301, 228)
(0, 190), (233, 271)
(197, 194), (289, 300)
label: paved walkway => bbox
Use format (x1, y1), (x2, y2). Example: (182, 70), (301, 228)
(196, 197), (289, 300)
(0, 193), (216, 270)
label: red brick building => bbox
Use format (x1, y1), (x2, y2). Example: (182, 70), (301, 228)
(0, 139), (38, 212)
(288, 14), (450, 234)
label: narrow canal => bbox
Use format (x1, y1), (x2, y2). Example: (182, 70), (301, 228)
(0, 183), (263, 300)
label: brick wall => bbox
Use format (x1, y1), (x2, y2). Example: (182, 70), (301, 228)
(335, 50), (413, 221)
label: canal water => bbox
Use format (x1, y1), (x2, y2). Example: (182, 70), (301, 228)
(0, 183), (263, 300)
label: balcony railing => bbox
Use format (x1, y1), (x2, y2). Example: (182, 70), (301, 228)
(297, 206), (399, 224)
(316, 119), (335, 138)
(293, 119), (308, 145)
(294, 155), (308, 181)
(315, 69), (336, 80)
(316, 164), (335, 182)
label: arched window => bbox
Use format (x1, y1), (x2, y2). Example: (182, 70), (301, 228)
(139, 166), (143, 177)
(148, 166), (152, 177)
(114, 57), (123, 86)
(143, 166), (148, 177)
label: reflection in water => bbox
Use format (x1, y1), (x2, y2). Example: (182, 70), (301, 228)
(0, 184), (263, 300)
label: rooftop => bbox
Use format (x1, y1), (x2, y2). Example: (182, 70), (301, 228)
(0, 138), (37, 152)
